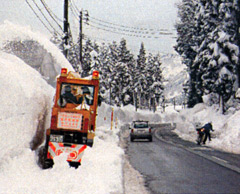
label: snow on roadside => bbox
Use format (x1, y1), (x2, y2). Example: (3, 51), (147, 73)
(162, 104), (240, 154)
(0, 51), (53, 166)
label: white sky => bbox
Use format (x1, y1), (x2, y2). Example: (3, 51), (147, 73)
(0, 0), (180, 55)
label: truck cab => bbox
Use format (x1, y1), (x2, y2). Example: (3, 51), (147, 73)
(42, 68), (100, 169)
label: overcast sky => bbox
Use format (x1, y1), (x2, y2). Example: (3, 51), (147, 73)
(1, 0), (180, 55)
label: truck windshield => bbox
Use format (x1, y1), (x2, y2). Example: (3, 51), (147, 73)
(60, 83), (95, 105)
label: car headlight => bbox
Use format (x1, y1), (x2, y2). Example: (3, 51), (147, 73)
(50, 134), (64, 143)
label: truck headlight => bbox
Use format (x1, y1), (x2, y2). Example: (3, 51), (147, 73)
(50, 134), (64, 143)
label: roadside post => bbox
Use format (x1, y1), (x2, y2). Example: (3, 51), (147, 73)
(111, 108), (114, 130)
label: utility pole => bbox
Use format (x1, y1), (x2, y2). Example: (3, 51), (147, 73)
(63, 0), (69, 58)
(79, 10), (83, 64)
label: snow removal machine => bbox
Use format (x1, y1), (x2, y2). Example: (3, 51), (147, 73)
(39, 68), (100, 169)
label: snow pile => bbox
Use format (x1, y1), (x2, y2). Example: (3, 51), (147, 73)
(0, 51), (53, 163)
(0, 21), (74, 86)
(163, 104), (240, 154)
(0, 21), (72, 70)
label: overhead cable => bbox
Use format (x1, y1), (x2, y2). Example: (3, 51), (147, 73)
(87, 23), (173, 39)
(39, 0), (63, 30)
(25, 0), (53, 34)
(30, 0), (62, 36)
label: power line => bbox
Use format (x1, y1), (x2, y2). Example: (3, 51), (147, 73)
(67, 10), (174, 39)
(71, 0), (81, 14)
(70, 0), (171, 33)
(87, 23), (173, 39)
(30, 0), (62, 36)
(70, 0), (80, 18)
(25, 0), (53, 34)
(88, 18), (173, 36)
(69, 1), (79, 20)
(39, 0), (63, 30)
(88, 15), (170, 33)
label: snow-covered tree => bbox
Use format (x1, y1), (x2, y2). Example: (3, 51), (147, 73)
(197, 0), (239, 102)
(146, 53), (164, 111)
(176, 0), (240, 111)
(175, 0), (202, 107)
(135, 42), (148, 108)
(118, 38), (135, 65)
(81, 39), (94, 77)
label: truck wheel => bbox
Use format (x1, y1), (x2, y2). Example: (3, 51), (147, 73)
(87, 140), (93, 147)
(37, 145), (54, 169)
(68, 161), (80, 169)
(43, 159), (54, 169)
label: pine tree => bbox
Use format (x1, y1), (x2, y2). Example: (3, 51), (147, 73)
(234, 0), (240, 87)
(117, 39), (135, 106)
(136, 42), (147, 108)
(175, 0), (202, 107)
(197, 0), (239, 105)
(176, 0), (240, 111)
(81, 39), (92, 77)
(67, 36), (81, 72)
(146, 53), (164, 111)
(118, 38), (134, 65)
(95, 43), (111, 103)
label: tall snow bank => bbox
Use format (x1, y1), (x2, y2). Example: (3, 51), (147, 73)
(0, 21), (74, 86)
(0, 21), (72, 69)
(0, 51), (53, 165)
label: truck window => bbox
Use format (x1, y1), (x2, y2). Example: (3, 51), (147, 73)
(60, 83), (95, 105)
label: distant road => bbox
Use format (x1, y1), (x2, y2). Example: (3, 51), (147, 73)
(125, 124), (240, 194)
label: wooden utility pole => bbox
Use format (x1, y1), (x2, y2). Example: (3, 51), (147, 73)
(79, 11), (83, 64)
(63, 0), (69, 58)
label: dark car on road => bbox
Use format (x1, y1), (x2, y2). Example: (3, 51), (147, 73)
(130, 120), (152, 142)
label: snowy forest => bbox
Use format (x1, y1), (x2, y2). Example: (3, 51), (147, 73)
(175, 0), (240, 113)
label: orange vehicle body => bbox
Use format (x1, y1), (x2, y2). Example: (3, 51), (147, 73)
(43, 68), (99, 169)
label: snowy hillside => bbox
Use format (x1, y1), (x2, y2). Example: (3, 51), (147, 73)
(161, 53), (188, 102)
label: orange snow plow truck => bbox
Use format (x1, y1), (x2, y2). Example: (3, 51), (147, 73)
(40, 68), (100, 169)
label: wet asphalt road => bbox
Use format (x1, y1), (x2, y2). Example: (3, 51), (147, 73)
(125, 124), (240, 194)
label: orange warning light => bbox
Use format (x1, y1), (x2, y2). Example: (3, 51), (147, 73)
(92, 70), (99, 79)
(61, 68), (68, 76)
